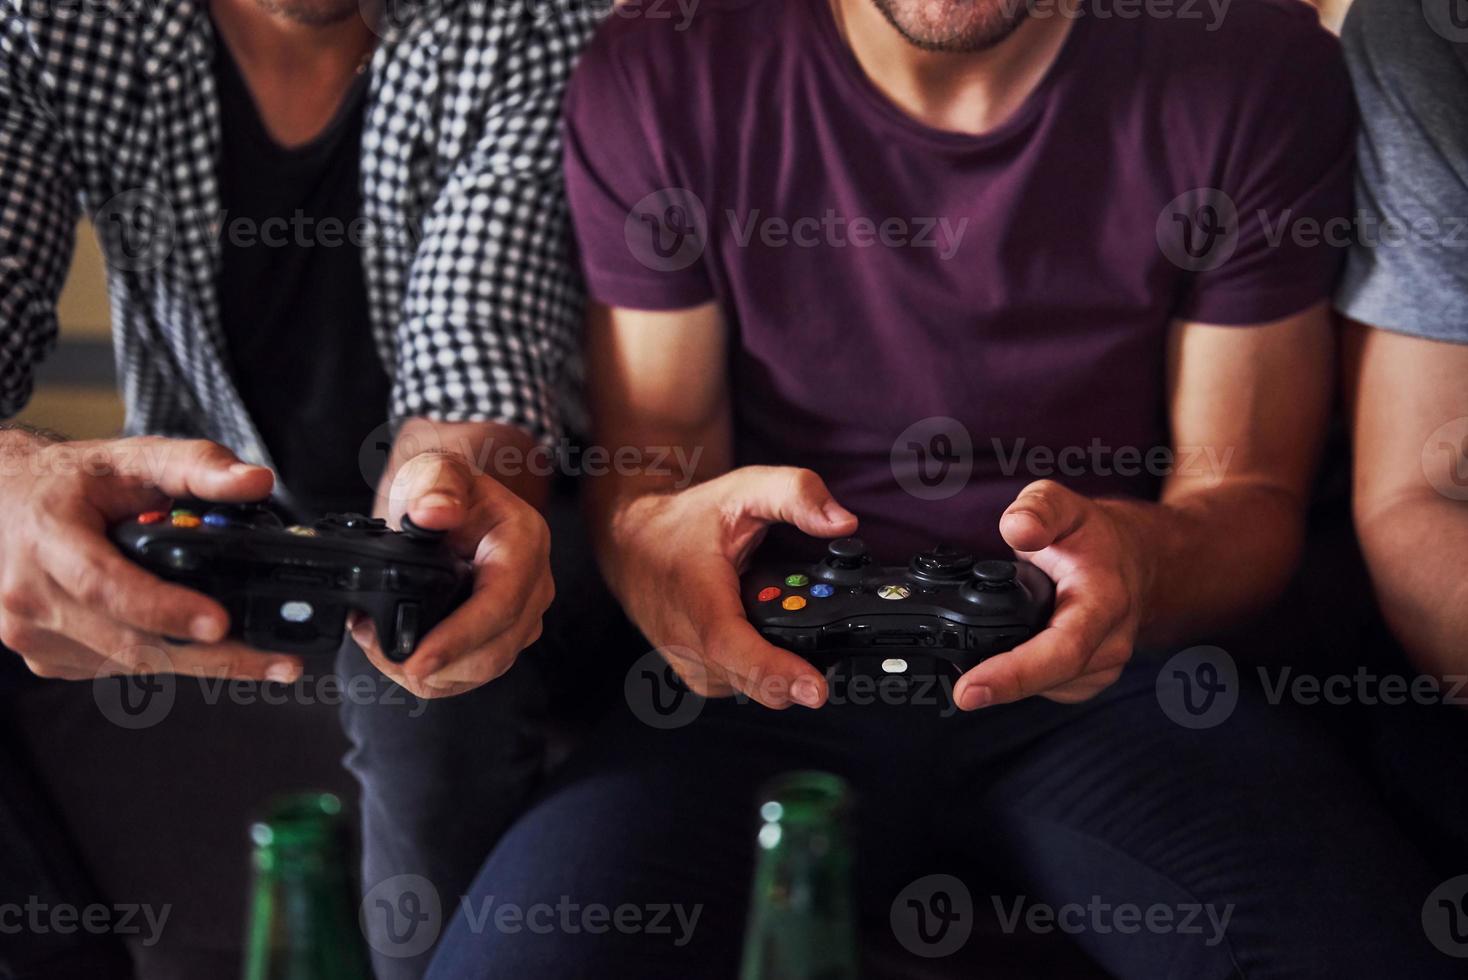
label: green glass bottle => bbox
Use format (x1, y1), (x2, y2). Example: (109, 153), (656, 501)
(739, 771), (860, 980)
(243, 793), (374, 980)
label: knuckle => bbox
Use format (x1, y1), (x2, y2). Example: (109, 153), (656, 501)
(184, 438), (231, 463)
(1, 616), (39, 654)
(1027, 478), (1065, 497)
(71, 562), (111, 608)
(787, 467), (822, 497)
(522, 618), (545, 650)
(21, 655), (64, 679)
(1, 584), (42, 621)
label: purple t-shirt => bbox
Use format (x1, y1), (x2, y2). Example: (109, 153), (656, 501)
(564, 0), (1354, 558)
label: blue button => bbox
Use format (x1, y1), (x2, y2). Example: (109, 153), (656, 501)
(809, 584), (835, 598)
(203, 512), (232, 528)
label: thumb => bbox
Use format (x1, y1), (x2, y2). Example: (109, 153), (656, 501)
(390, 452), (475, 531)
(119, 438), (274, 503)
(1000, 480), (1087, 554)
(722, 467), (857, 537)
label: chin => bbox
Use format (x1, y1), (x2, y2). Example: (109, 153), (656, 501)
(256, 0), (365, 28)
(870, 0), (1032, 52)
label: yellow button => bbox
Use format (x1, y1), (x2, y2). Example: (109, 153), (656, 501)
(781, 595), (807, 611)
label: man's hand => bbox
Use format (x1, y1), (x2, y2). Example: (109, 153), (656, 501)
(0, 434), (304, 682)
(604, 465), (857, 709)
(954, 480), (1147, 711)
(350, 450), (553, 700)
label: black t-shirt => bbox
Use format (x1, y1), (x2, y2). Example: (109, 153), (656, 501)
(214, 39), (390, 519)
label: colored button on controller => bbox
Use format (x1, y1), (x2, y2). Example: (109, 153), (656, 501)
(136, 511), (166, 525)
(781, 596), (807, 611)
(809, 584), (835, 598)
(757, 587), (782, 603)
(877, 584), (911, 600)
(170, 510), (201, 529)
(784, 573), (809, 588)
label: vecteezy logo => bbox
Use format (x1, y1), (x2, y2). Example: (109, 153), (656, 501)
(1423, 0), (1468, 42)
(94, 188), (178, 273)
(1423, 875), (1468, 957)
(1423, 417), (1468, 502)
(891, 874), (973, 958)
(624, 188), (708, 273)
(92, 647), (176, 730)
(360, 874), (442, 959)
(1156, 188), (1240, 273)
(891, 417), (974, 501)
(1155, 646), (1239, 729)
(624, 648), (705, 730)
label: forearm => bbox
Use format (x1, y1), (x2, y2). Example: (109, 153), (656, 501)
(584, 420), (729, 603)
(1103, 480), (1307, 649)
(1357, 494), (1468, 678)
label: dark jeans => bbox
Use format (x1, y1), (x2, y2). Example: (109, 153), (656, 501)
(339, 487), (636, 980)
(428, 654), (1461, 980)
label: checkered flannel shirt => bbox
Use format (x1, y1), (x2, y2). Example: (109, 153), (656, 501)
(0, 0), (602, 467)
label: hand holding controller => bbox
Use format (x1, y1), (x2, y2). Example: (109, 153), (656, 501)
(110, 503), (472, 661)
(742, 537), (1055, 680)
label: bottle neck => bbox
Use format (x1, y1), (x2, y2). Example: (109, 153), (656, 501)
(741, 785), (859, 980)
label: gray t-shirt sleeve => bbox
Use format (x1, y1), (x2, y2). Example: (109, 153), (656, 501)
(1335, 0), (1468, 343)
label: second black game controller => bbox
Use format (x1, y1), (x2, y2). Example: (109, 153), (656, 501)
(110, 502), (472, 660)
(742, 538), (1054, 679)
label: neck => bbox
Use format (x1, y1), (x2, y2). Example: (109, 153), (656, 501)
(210, 0), (378, 145)
(831, 0), (1077, 135)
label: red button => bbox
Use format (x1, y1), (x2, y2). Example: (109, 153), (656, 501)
(137, 511), (166, 525)
(757, 587), (782, 603)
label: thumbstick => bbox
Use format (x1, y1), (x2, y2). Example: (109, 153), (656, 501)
(911, 544), (976, 581)
(400, 514), (447, 544)
(971, 560), (1018, 590)
(826, 538), (869, 570)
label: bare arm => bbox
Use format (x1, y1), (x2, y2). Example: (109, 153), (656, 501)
(583, 301), (734, 592)
(1344, 321), (1468, 678)
(583, 300), (856, 709)
(960, 302), (1334, 707)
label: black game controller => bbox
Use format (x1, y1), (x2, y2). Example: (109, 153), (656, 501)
(742, 538), (1054, 678)
(110, 502), (472, 660)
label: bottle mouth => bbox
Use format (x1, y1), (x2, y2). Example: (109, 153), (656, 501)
(250, 792), (345, 850)
(757, 771), (854, 825)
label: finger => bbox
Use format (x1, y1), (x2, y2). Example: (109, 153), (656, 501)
(347, 612), (497, 701)
(13, 590), (300, 683)
(999, 480), (1087, 554)
(348, 614), (412, 688)
(125, 639), (304, 684)
(688, 557), (828, 708)
(953, 592), (1116, 709)
(403, 510), (550, 679)
(387, 452), (475, 531)
(403, 573), (548, 685)
(103, 438), (274, 505)
(700, 615), (829, 709)
(7, 628), (98, 680)
(35, 524), (231, 642)
(721, 467), (857, 538)
(1042, 665), (1125, 704)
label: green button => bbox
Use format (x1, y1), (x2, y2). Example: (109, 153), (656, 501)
(170, 508), (195, 519)
(784, 573), (809, 588)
